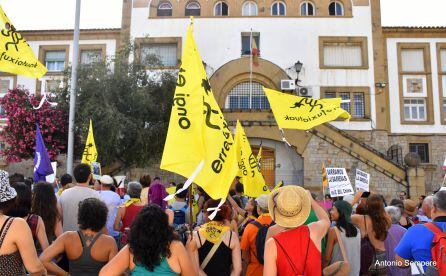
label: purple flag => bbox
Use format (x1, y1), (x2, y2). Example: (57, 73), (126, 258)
(34, 124), (54, 182)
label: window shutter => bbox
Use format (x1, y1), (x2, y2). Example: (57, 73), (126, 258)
(323, 44), (362, 67)
(401, 49), (425, 72)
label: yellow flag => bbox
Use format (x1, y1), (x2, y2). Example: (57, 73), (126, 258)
(272, 180), (284, 191)
(263, 88), (351, 130)
(160, 24), (238, 200)
(81, 120), (98, 165)
(256, 146), (262, 166)
(234, 121), (269, 197)
(322, 163), (328, 188)
(0, 5), (47, 78)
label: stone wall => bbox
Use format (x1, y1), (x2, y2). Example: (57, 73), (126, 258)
(302, 134), (403, 201)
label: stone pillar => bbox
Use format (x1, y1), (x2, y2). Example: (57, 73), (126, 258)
(407, 167), (426, 198)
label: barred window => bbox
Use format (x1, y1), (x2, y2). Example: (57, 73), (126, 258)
(141, 43), (177, 67)
(323, 90), (367, 119)
(353, 93), (365, 118)
(409, 143), (429, 163)
(387, 145), (403, 165)
(226, 82), (270, 110)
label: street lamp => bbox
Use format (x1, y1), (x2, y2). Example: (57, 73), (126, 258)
(294, 61), (303, 85)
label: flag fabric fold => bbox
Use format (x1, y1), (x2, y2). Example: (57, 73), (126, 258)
(263, 87), (351, 130)
(251, 34), (259, 67)
(81, 119), (98, 165)
(160, 23), (238, 200)
(34, 124), (54, 182)
(0, 5), (47, 78)
(234, 121), (269, 197)
(322, 163), (328, 188)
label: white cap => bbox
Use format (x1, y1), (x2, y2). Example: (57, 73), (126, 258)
(100, 175), (114, 185)
(255, 195), (269, 211)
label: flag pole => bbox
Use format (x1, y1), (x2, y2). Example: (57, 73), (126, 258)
(249, 28), (253, 108)
(67, 0), (82, 175)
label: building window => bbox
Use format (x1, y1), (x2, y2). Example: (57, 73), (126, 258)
(323, 89), (368, 119)
(409, 143), (429, 163)
(0, 79), (11, 116)
(214, 2), (228, 16)
(438, 46), (446, 122)
(398, 44), (431, 123)
(387, 145), (403, 166)
(329, 1), (344, 16)
(242, 1), (258, 16)
(157, 2), (173, 16)
(185, 2), (200, 16)
(320, 37), (368, 69)
(301, 1), (315, 16)
(226, 82), (270, 110)
(241, 33), (260, 56)
(45, 51), (66, 72)
(404, 99), (426, 121)
(80, 50), (102, 65)
(271, 1), (286, 16)
(141, 43), (178, 67)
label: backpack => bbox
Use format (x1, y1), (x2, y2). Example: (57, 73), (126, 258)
(425, 222), (446, 275)
(169, 204), (188, 227)
(251, 220), (275, 265)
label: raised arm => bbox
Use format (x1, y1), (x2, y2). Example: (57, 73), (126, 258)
(227, 195), (247, 217)
(308, 191), (330, 242)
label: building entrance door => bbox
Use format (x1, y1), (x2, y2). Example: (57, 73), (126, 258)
(252, 147), (275, 186)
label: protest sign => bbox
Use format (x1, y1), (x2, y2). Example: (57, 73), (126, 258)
(326, 168), (354, 197)
(45, 162), (58, 184)
(91, 162), (101, 180)
(355, 169), (370, 192)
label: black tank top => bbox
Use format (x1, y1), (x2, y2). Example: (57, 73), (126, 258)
(69, 231), (107, 276)
(197, 231), (233, 276)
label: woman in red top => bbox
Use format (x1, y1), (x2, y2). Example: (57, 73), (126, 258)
(114, 182), (145, 246)
(263, 186), (330, 276)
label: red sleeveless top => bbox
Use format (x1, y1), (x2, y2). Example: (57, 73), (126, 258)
(273, 225), (321, 276)
(121, 204), (144, 232)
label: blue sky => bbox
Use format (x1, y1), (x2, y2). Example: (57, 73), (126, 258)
(1, 0), (445, 30)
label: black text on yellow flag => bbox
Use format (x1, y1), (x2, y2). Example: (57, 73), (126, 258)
(161, 24), (238, 200)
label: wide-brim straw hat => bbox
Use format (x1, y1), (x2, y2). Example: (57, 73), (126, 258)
(268, 185), (311, 228)
(404, 199), (417, 216)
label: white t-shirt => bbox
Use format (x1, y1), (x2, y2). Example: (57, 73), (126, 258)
(99, 190), (122, 237)
(59, 186), (100, 232)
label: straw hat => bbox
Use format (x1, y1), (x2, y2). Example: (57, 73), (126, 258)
(0, 170), (17, 203)
(268, 186), (311, 228)
(404, 199), (417, 216)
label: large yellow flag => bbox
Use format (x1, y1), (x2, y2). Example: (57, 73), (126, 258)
(81, 120), (98, 165)
(263, 88), (351, 130)
(234, 121), (269, 197)
(0, 5), (47, 78)
(160, 23), (238, 200)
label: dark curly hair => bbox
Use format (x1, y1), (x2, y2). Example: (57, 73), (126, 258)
(366, 195), (390, 241)
(78, 198), (108, 232)
(6, 182), (31, 217)
(128, 204), (178, 271)
(32, 182), (60, 240)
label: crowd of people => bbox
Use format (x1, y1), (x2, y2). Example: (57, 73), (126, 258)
(0, 163), (445, 275)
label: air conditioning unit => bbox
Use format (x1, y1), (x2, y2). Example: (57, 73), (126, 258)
(297, 86), (313, 97)
(281, 80), (296, 91)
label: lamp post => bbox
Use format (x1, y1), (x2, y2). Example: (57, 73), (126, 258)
(294, 61), (303, 86)
(66, 0), (81, 175)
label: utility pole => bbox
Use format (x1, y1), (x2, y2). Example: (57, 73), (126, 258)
(67, 0), (81, 175)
